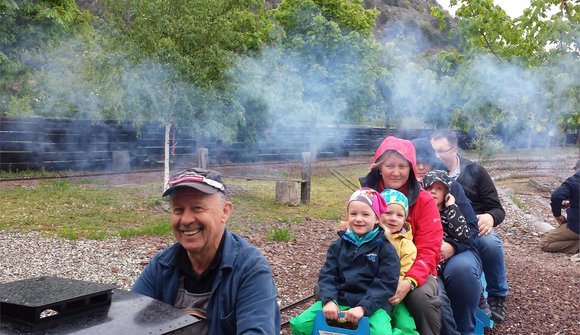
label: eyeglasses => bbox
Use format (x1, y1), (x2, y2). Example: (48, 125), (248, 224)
(434, 146), (456, 155)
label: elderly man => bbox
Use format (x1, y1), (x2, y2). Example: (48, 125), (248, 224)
(133, 168), (281, 334)
(430, 130), (508, 324)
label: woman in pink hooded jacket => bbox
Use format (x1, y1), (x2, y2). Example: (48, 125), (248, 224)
(360, 136), (443, 335)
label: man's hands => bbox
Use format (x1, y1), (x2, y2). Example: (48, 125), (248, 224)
(555, 201), (569, 225)
(555, 215), (567, 225)
(440, 241), (456, 262)
(477, 213), (494, 236)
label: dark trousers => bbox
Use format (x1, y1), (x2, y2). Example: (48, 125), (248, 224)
(440, 249), (482, 335)
(438, 274), (460, 335)
(405, 274), (441, 335)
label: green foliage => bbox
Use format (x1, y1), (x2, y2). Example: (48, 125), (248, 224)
(438, 0), (580, 145)
(0, 0), (93, 115)
(509, 193), (529, 212)
(0, 0), (577, 148)
(6, 95), (34, 116)
(471, 124), (503, 164)
(447, 0), (580, 66)
(275, 0), (378, 36)
(268, 227), (294, 242)
(235, 0), (385, 133)
(104, 0), (273, 90)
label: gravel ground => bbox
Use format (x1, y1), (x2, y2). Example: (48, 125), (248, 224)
(1, 154), (579, 334)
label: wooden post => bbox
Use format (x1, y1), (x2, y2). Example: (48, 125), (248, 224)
(197, 148), (209, 169)
(301, 152), (312, 204)
(276, 181), (300, 206)
(111, 151), (130, 171)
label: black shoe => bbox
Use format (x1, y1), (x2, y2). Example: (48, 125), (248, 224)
(479, 293), (491, 318)
(488, 296), (506, 323)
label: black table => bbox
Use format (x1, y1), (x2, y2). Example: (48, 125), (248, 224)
(0, 277), (200, 334)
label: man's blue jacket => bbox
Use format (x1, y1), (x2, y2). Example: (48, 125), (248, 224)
(132, 229), (281, 334)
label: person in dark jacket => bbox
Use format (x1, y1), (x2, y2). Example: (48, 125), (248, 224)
(540, 160), (580, 254)
(422, 170), (471, 268)
(132, 168), (280, 335)
(430, 130), (509, 324)
(412, 138), (482, 335)
(359, 136), (443, 335)
(290, 188), (400, 335)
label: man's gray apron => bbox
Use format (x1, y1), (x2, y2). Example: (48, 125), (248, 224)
(174, 277), (210, 334)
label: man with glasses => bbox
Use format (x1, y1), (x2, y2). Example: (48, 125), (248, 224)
(430, 130), (509, 324)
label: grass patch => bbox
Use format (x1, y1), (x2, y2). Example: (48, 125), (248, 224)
(4, 148), (576, 240)
(225, 166), (364, 234)
(509, 194), (529, 212)
(268, 227), (294, 242)
(118, 221), (172, 238)
(0, 178), (168, 239)
(0, 169), (61, 179)
(0, 163), (370, 240)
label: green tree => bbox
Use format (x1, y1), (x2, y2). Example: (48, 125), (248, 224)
(0, 0), (93, 115)
(232, 0), (385, 158)
(104, 0), (273, 90)
(431, 0), (579, 148)
(274, 0), (383, 126)
(102, 0), (273, 181)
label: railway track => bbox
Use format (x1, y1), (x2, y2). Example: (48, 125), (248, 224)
(280, 293), (316, 328)
(0, 157), (370, 183)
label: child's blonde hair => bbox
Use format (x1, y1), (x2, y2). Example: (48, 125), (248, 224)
(378, 222), (394, 244)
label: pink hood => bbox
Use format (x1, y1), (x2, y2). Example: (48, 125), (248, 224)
(372, 136), (418, 177)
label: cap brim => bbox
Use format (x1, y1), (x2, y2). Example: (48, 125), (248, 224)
(162, 183), (220, 197)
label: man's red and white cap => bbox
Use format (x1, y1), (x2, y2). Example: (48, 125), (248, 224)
(162, 168), (226, 197)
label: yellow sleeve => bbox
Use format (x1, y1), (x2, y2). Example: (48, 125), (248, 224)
(399, 239), (418, 280)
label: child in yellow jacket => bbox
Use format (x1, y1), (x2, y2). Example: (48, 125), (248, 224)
(380, 189), (420, 335)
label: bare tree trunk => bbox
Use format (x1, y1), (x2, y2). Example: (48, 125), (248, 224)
(164, 124), (171, 189)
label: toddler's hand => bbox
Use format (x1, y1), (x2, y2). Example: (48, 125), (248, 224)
(344, 306), (364, 324)
(323, 301), (339, 320)
(445, 194), (455, 207)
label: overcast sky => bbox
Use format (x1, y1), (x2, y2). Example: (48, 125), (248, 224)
(436, 0), (532, 18)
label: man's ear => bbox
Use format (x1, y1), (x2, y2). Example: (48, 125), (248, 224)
(222, 201), (233, 222)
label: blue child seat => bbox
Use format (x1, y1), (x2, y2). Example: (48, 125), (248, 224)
(475, 273), (494, 335)
(312, 310), (370, 335)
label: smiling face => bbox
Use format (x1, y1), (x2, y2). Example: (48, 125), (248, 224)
(380, 203), (406, 234)
(347, 200), (379, 237)
(378, 152), (412, 190)
(170, 188), (232, 259)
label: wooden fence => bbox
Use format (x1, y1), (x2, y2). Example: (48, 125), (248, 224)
(0, 117), (403, 172)
(1, 117), (573, 172)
